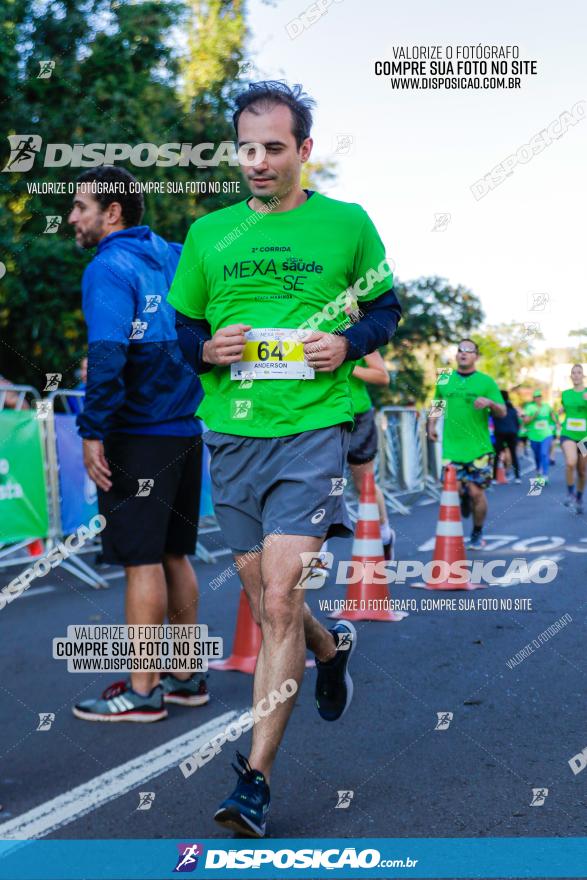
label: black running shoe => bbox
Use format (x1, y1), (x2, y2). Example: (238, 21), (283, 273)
(214, 752), (270, 838)
(460, 486), (471, 518)
(315, 621), (357, 722)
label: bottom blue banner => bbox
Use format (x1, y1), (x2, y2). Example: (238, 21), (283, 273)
(0, 837), (586, 879)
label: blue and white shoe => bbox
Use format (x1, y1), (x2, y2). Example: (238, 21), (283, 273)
(214, 752), (270, 838)
(315, 620), (357, 722)
(73, 680), (167, 723)
(467, 531), (486, 550)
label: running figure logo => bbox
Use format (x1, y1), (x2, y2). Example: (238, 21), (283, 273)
(2, 135), (42, 172)
(329, 477), (347, 496)
(431, 212), (451, 232)
(44, 373), (62, 391)
(429, 399), (447, 419)
(130, 320), (148, 340)
(528, 477), (546, 496)
(335, 790), (354, 809)
(44, 215), (62, 233)
(296, 551), (333, 590)
(336, 632), (353, 652)
(435, 712), (453, 730)
(34, 400), (52, 420)
(36, 713), (55, 731)
(528, 292), (550, 312)
(143, 294), (161, 313)
(436, 368), (452, 386)
(136, 478), (155, 497)
(37, 60), (55, 78)
(530, 787), (548, 806)
(334, 134), (354, 155)
(231, 399), (253, 420)
(173, 843), (203, 872)
(136, 791), (156, 810)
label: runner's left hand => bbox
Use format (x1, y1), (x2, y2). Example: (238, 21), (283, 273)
(303, 333), (349, 371)
(473, 396), (492, 409)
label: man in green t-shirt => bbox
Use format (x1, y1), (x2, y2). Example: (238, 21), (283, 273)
(427, 339), (505, 549)
(523, 390), (557, 483)
(168, 80), (402, 838)
(559, 364), (587, 513)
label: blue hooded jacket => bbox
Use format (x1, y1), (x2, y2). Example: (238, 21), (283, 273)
(77, 226), (202, 440)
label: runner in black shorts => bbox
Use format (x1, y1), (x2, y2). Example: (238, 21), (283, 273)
(347, 351), (394, 558)
(70, 166), (207, 723)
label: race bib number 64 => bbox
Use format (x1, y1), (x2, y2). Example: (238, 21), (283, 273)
(230, 328), (315, 380)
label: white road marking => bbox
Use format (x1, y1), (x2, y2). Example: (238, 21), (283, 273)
(0, 709), (240, 840)
(18, 586), (56, 599)
(101, 571), (125, 581)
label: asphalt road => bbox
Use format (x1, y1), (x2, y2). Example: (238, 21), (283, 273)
(0, 446), (586, 869)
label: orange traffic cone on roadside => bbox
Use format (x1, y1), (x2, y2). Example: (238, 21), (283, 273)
(27, 539), (44, 557)
(412, 464), (485, 591)
(330, 471), (407, 622)
(209, 589), (261, 674)
(496, 458), (508, 484)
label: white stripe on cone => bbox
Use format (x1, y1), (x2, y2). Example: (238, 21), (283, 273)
(436, 520), (463, 537)
(357, 502), (379, 520)
(353, 538), (384, 557)
(440, 491), (460, 506)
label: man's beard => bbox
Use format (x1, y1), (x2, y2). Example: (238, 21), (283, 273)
(77, 220), (104, 249)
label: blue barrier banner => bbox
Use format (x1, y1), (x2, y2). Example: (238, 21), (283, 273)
(1, 838), (586, 879)
(54, 414), (98, 534)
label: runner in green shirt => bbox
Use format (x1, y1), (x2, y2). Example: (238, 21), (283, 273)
(559, 364), (587, 513)
(169, 80), (402, 838)
(427, 338), (505, 548)
(523, 390), (557, 483)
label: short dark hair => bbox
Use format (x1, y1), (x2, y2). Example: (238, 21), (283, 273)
(76, 165), (144, 227)
(233, 80), (315, 148)
(459, 338), (479, 354)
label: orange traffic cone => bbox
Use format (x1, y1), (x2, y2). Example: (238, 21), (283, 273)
(209, 589), (261, 674)
(330, 471), (407, 622)
(412, 464), (485, 591)
(27, 539), (44, 557)
(496, 458), (508, 484)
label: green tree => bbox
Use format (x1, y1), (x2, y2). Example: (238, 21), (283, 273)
(472, 323), (542, 388)
(370, 276), (484, 407)
(0, 0), (247, 386)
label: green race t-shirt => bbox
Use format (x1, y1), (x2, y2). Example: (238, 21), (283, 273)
(348, 359), (373, 415)
(525, 402), (556, 441)
(561, 389), (587, 441)
(434, 370), (504, 463)
(167, 193), (392, 437)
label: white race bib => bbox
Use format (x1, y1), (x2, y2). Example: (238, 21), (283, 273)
(567, 418), (586, 432)
(534, 419), (548, 431)
(230, 328), (315, 381)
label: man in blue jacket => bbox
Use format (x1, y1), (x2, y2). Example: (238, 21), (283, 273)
(69, 165), (208, 722)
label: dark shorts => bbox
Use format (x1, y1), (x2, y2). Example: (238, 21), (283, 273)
(448, 453), (495, 489)
(560, 436), (578, 445)
(203, 425), (353, 554)
(347, 407), (378, 465)
(98, 433), (202, 566)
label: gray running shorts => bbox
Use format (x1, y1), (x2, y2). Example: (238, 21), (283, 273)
(203, 425), (353, 553)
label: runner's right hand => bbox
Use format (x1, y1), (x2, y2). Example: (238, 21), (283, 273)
(203, 324), (252, 366)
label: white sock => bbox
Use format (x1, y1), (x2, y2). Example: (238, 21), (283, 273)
(380, 521), (392, 545)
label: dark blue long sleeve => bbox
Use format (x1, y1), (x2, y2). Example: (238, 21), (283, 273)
(175, 312), (214, 374)
(340, 289), (402, 361)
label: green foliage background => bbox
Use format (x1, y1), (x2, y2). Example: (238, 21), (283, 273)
(0, 0), (488, 404)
